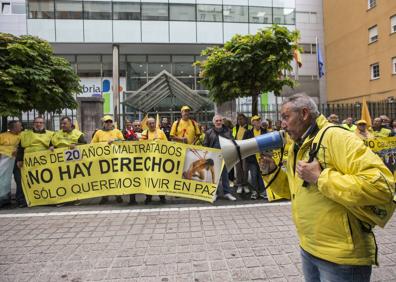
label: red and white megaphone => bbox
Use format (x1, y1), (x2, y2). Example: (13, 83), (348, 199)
(219, 130), (286, 171)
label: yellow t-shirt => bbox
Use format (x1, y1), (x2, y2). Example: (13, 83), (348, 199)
(91, 129), (124, 143)
(141, 129), (168, 141)
(0, 132), (21, 157)
(170, 119), (200, 144)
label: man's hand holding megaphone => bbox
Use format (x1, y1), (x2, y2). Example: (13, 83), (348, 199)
(258, 152), (276, 175)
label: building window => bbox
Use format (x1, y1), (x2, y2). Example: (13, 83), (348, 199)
(392, 57), (396, 74)
(11, 3), (26, 14)
(368, 0), (376, 9)
(55, 1), (82, 19)
(273, 8), (295, 25)
(391, 15), (396, 34)
(249, 6), (272, 24)
(113, 2), (140, 20)
(368, 25), (378, 43)
(296, 12), (317, 24)
(170, 4), (195, 21)
(300, 43), (316, 54)
(83, 1), (111, 20)
(223, 5), (248, 23)
(370, 63), (380, 79)
(142, 3), (168, 21)
(197, 5), (222, 22)
(1, 2), (11, 14)
(28, 0), (54, 19)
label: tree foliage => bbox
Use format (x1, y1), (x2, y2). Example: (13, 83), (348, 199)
(195, 25), (299, 115)
(0, 33), (81, 116)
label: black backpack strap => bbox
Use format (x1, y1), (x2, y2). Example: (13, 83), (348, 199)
(302, 125), (349, 187)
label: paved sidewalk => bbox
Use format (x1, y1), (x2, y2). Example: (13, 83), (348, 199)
(0, 203), (395, 282)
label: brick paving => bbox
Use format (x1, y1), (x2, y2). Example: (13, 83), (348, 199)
(0, 202), (395, 282)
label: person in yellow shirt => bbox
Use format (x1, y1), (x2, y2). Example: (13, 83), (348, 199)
(137, 117), (167, 205)
(372, 117), (392, 137)
(141, 118), (167, 141)
(16, 117), (54, 207)
(243, 116), (266, 200)
(91, 115), (124, 204)
(0, 121), (22, 208)
(170, 106), (201, 144)
(51, 116), (86, 206)
(232, 113), (251, 194)
(355, 119), (374, 140)
(51, 116), (86, 149)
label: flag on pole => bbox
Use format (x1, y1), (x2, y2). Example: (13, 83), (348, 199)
(141, 114), (148, 130)
(294, 49), (302, 68)
(317, 43), (325, 78)
(156, 113), (160, 129)
(361, 97), (372, 128)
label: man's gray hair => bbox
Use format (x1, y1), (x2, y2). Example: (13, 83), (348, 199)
(212, 114), (223, 124)
(281, 94), (320, 118)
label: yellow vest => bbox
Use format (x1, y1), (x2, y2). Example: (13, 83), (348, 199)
(373, 128), (391, 138)
(0, 132), (21, 157)
(342, 124), (357, 132)
(20, 130), (54, 153)
(51, 129), (84, 148)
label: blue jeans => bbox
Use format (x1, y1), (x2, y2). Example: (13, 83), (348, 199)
(301, 248), (371, 282)
(218, 169), (231, 195)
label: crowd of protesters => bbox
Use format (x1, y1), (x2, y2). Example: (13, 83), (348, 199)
(0, 105), (395, 208)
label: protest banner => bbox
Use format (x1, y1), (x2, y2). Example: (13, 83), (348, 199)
(363, 136), (396, 177)
(21, 141), (224, 206)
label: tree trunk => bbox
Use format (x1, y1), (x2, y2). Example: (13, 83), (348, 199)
(1, 116), (7, 132)
(251, 93), (259, 116)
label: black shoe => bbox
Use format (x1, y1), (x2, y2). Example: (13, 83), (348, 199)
(17, 202), (27, 208)
(144, 197), (152, 205)
(128, 199), (137, 205)
(116, 196), (123, 203)
(99, 197), (109, 205)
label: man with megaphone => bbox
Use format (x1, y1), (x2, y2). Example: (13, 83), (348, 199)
(257, 94), (394, 282)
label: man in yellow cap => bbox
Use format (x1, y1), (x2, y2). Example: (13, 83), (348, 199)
(138, 117), (167, 204)
(170, 106), (201, 144)
(91, 115), (124, 204)
(355, 119), (374, 140)
(243, 115), (267, 199)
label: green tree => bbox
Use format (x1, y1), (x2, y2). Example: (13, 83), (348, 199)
(195, 25), (299, 115)
(0, 33), (81, 117)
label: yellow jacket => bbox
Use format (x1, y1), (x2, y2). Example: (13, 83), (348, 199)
(264, 115), (394, 265)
